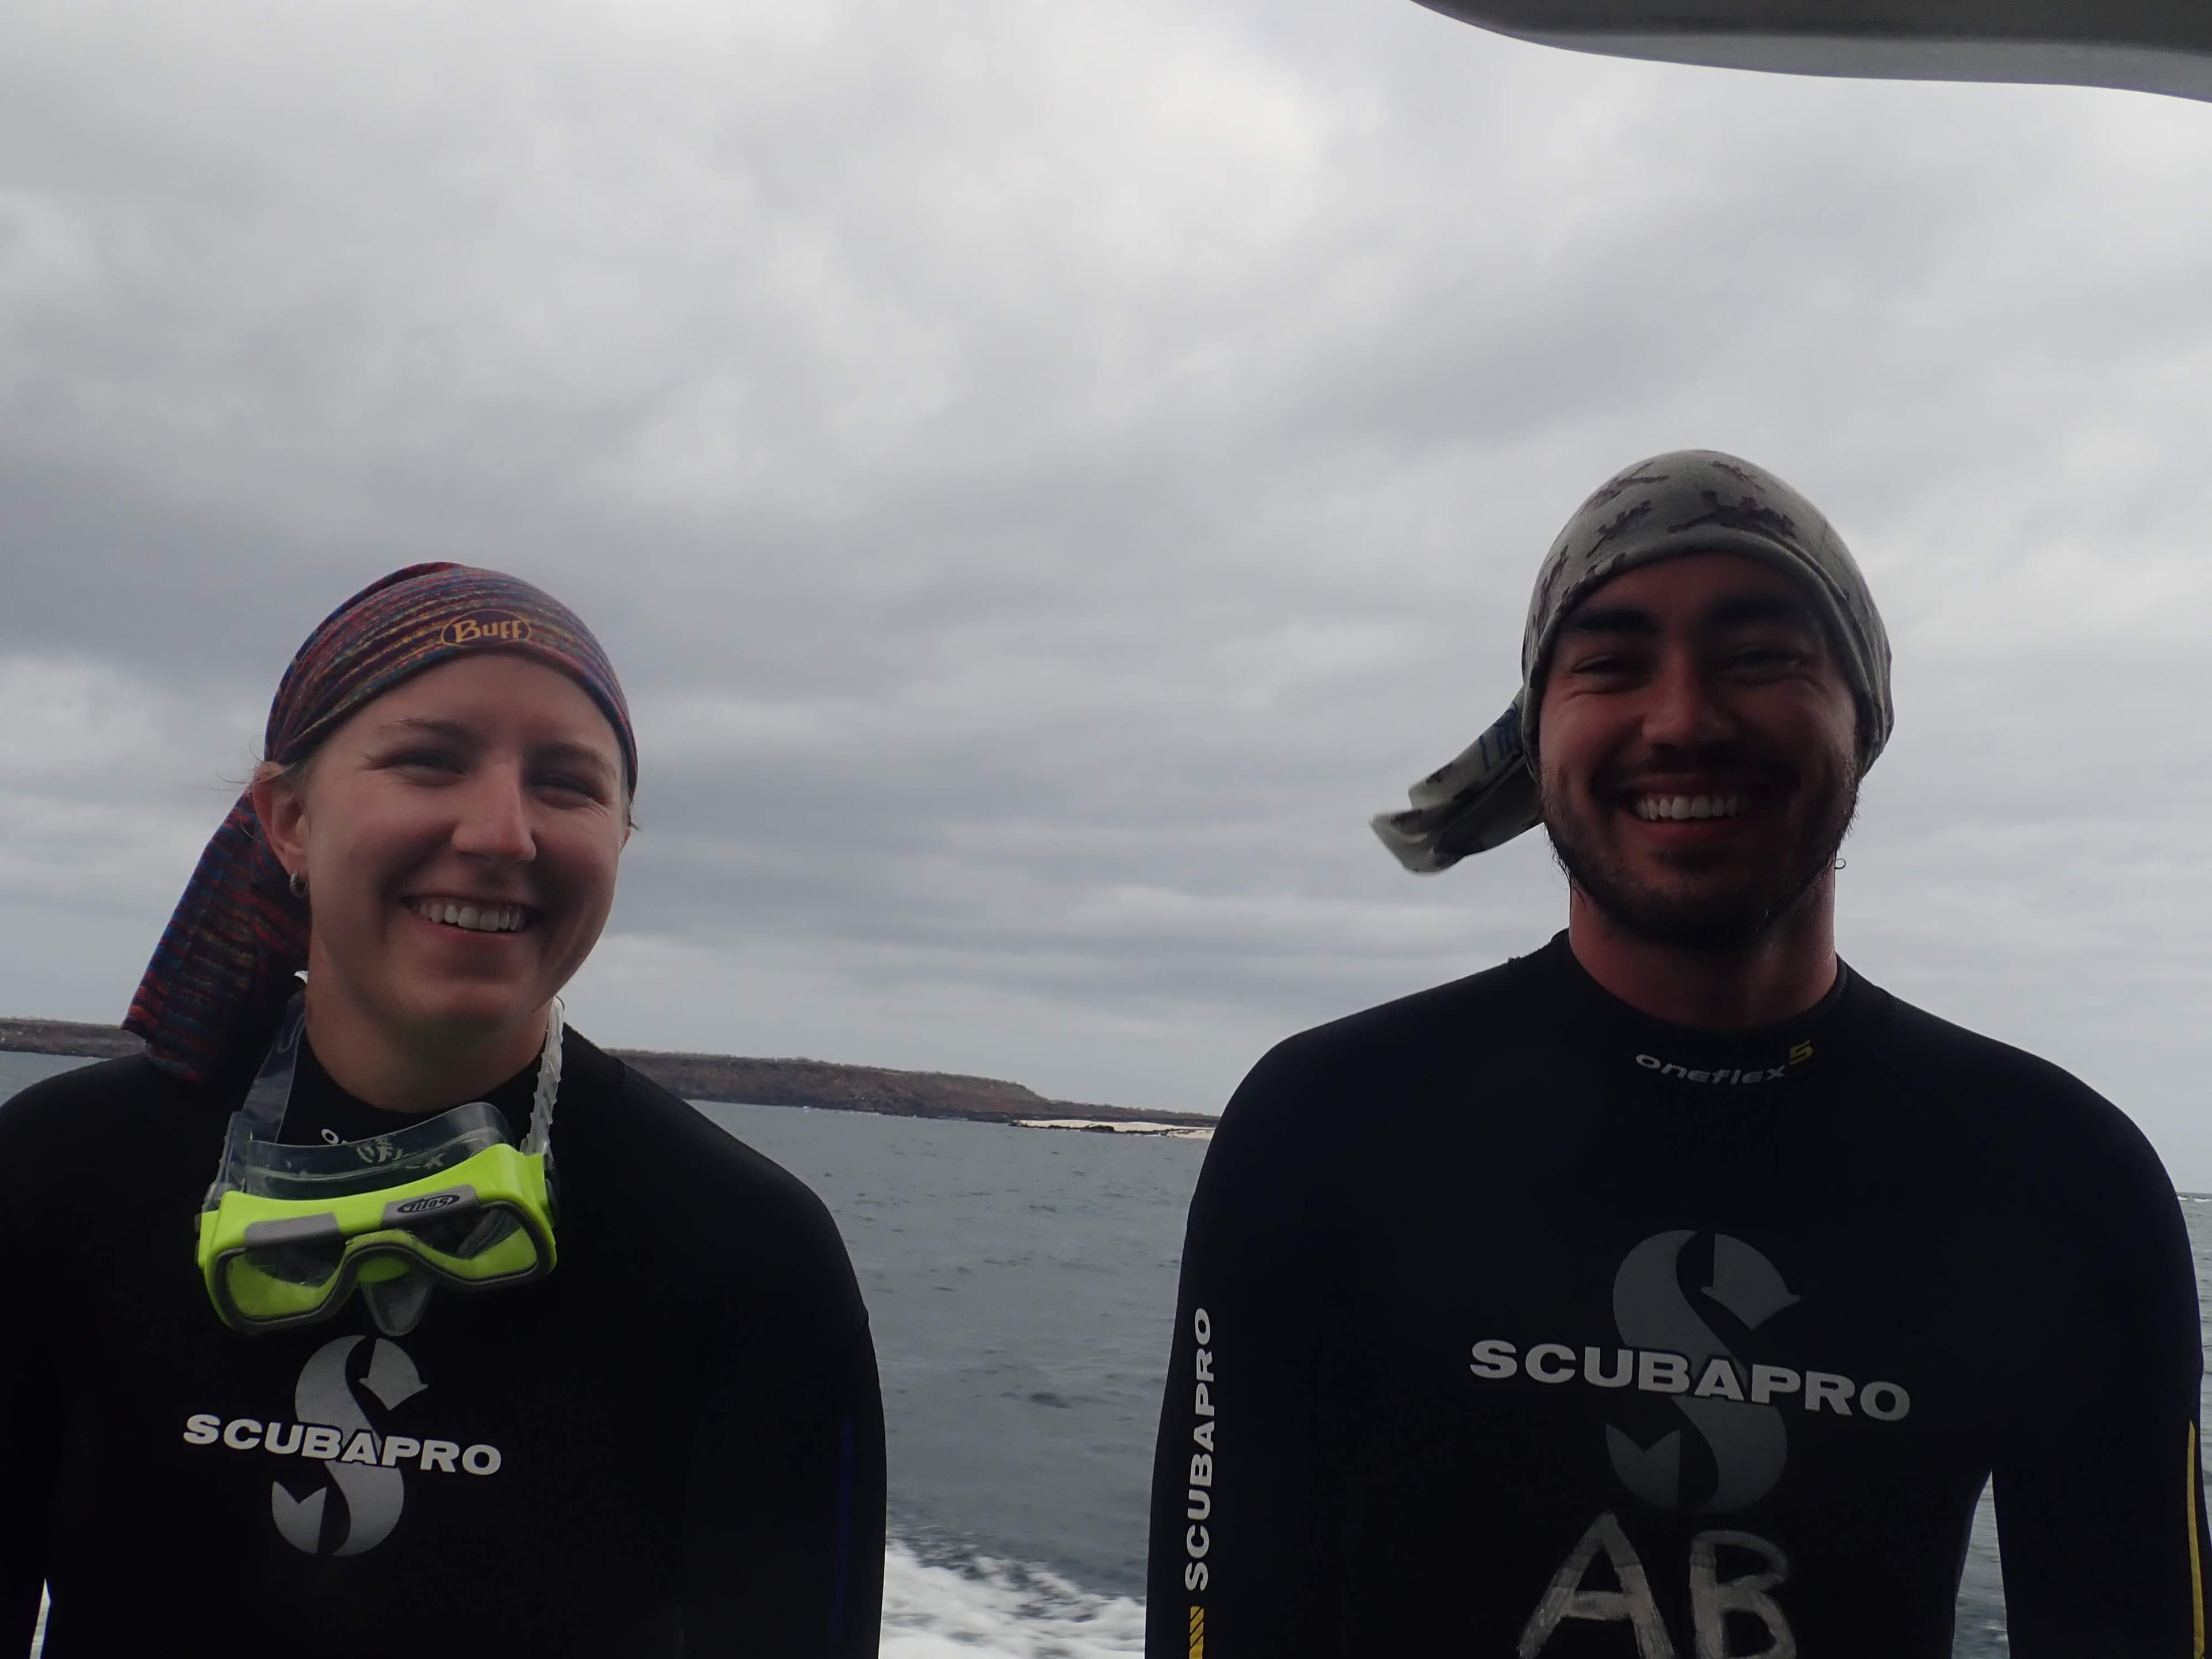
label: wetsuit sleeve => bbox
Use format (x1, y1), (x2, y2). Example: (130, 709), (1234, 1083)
(1145, 1044), (1359, 1659)
(0, 1304), (50, 1652)
(1990, 1122), (2210, 1657)
(677, 1318), (887, 1657)
(0, 1108), (55, 1653)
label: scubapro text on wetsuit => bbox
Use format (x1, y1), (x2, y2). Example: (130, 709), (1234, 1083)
(182, 1413), (503, 1474)
(1185, 1307), (1216, 1598)
(1470, 1339), (1910, 1420)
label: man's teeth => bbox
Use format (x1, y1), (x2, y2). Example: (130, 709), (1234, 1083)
(411, 900), (529, 933)
(1633, 794), (1746, 822)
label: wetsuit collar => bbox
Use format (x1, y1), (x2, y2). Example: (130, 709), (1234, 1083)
(1535, 932), (1857, 1095)
(276, 1032), (548, 1149)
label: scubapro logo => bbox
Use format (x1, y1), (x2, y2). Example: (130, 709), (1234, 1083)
(181, 1334), (503, 1556)
(438, 611), (532, 648)
(1469, 1230), (1911, 1515)
(395, 1192), (464, 1215)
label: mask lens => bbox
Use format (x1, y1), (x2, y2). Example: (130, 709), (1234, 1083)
(402, 1207), (521, 1260)
(377, 1187), (528, 1266)
(452, 1209), (521, 1259)
(237, 1214), (346, 1287)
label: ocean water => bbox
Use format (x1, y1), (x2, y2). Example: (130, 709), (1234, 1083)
(8, 1046), (2209, 1657)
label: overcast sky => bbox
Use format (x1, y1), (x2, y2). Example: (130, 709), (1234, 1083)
(3, 0), (2211, 1175)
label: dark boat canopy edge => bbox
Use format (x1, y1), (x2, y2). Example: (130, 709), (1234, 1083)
(1414, 1), (2212, 101)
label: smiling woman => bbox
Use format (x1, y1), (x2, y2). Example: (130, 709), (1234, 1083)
(0, 564), (885, 1657)
(252, 654), (633, 1112)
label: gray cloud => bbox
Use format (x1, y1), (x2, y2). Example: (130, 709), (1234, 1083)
(3, 0), (2211, 1172)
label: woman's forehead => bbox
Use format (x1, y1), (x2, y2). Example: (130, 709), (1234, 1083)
(341, 653), (625, 755)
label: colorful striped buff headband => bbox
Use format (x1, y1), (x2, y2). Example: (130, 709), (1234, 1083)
(126, 563), (637, 1084)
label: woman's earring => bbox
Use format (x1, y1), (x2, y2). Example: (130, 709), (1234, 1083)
(289, 870), (309, 899)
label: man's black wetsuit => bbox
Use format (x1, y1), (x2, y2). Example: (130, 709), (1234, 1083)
(1146, 937), (2207, 1657)
(0, 1026), (885, 1657)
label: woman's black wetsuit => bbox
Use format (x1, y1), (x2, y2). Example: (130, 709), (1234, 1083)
(1, 1026), (885, 1657)
(1147, 935), (2207, 1657)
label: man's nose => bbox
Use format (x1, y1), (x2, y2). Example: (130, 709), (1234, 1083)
(450, 767), (536, 862)
(1641, 651), (1733, 749)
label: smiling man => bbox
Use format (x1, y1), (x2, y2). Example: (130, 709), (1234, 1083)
(1146, 451), (2207, 1657)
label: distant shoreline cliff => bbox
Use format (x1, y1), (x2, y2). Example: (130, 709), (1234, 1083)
(0, 1016), (1215, 1130)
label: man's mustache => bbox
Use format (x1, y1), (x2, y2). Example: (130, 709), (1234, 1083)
(1593, 745), (1798, 794)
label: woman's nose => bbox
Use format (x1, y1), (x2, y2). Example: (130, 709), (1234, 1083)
(450, 768), (536, 861)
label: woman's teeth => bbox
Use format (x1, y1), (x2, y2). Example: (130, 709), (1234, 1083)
(409, 899), (529, 933)
(1633, 794), (1745, 823)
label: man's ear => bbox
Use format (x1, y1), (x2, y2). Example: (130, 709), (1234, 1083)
(250, 762), (310, 882)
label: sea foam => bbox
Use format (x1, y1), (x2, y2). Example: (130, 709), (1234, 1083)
(883, 1540), (1146, 1658)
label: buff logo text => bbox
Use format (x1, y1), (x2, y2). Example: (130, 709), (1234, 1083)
(438, 612), (532, 647)
(1184, 1306), (1216, 1594)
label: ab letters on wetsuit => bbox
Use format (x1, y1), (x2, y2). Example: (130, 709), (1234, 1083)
(1146, 937), (2210, 1657)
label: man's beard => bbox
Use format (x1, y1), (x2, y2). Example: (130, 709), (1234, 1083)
(1541, 759), (1859, 953)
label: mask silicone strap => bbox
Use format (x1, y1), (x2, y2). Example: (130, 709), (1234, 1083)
(240, 992), (309, 1139)
(520, 998), (564, 1158)
(233, 990), (559, 1153)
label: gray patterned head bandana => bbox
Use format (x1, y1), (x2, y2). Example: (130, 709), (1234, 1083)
(1371, 449), (1893, 873)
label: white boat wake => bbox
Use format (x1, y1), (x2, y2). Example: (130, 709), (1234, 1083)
(882, 1539), (1146, 1658)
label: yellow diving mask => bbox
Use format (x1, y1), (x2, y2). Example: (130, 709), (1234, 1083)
(196, 995), (562, 1336)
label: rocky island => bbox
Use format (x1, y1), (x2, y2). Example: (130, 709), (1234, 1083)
(0, 1016), (1215, 1135)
